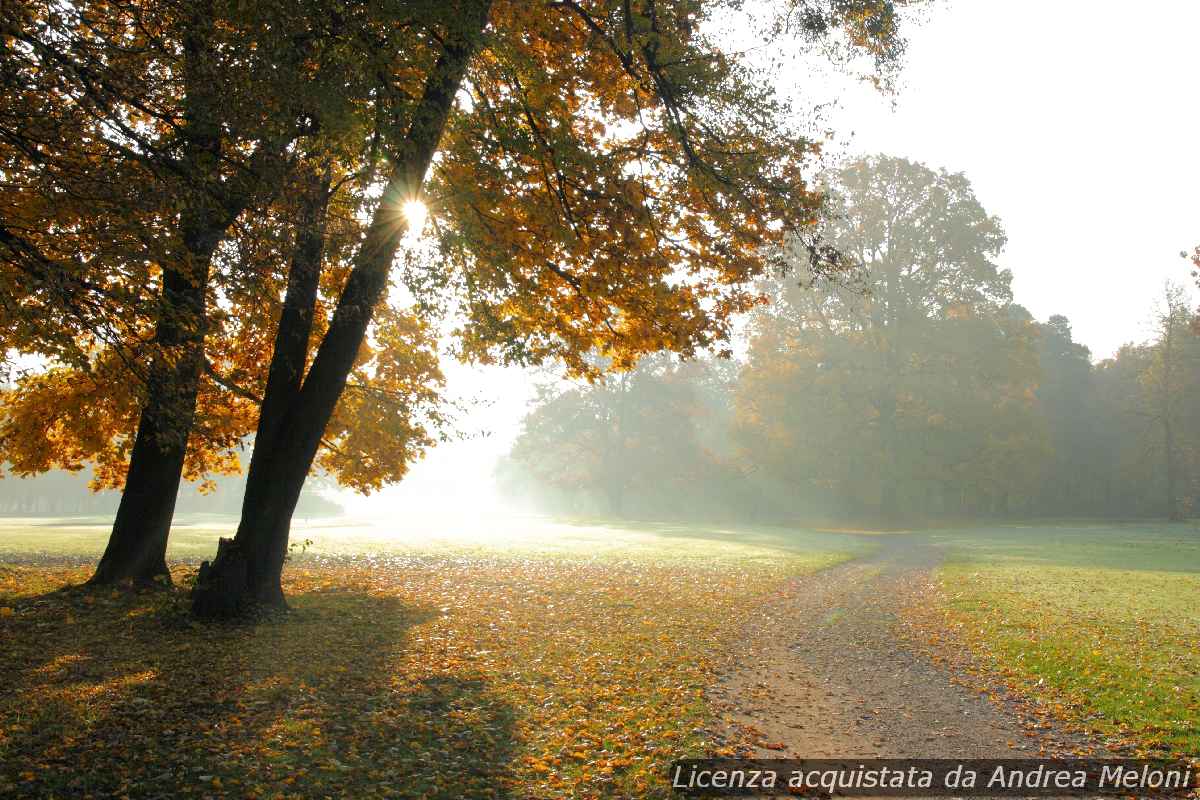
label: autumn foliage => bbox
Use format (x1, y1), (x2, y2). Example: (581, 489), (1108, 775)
(1, 0), (909, 606)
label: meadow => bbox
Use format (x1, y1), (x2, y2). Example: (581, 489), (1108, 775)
(1, 517), (1197, 799)
(0, 516), (865, 799)
(925, 523), (1200, 757)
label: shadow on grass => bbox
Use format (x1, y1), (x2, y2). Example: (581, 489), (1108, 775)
(0, 580), (517, 798)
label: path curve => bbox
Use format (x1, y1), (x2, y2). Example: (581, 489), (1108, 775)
(711, 535), (1104, 762)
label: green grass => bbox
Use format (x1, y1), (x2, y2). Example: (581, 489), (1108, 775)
(929, 522), (1200, 757)
(10, 514), (1194, 773)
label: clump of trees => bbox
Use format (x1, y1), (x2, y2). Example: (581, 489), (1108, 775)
(497, 354), (747, 519)
(0, 0), (907, 615)
(507, 156), (1200, 523)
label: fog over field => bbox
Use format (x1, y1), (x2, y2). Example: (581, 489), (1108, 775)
(2, 2), (1199, 797)
(341, 0), (1200, 525)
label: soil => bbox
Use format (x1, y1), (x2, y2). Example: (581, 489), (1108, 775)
(709, 535), (1108, 764)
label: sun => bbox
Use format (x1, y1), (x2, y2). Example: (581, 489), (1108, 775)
(401, 199), (428, 239)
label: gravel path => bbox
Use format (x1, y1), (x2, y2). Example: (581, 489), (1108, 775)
(711, 535), (1103, 762)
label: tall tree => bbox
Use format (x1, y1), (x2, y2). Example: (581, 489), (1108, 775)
(1030, 315), (1096, 515)
(189, 0), (907, 616)
(1140, 283), (1198, 520)
(1, 0), (448, 583)
(0, 0), (310, 582)
(736, 156), (1045, 522)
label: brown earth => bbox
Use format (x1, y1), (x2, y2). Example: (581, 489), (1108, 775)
(705, 536), (1110, 793)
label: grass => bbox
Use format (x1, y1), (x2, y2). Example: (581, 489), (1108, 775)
(927, 522), (1200, 758)
(0, 513), (876, 566)
(8, 514), (1196, 794)
(0, 516), (860, 799)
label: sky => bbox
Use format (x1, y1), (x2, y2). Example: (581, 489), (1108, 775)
(344, 0), (1200, 514)
(816, 0), (1200, 360)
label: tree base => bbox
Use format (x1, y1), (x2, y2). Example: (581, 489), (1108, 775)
(190, 537), (287, 620)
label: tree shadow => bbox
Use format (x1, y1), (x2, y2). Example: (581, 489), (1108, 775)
(0, 583), (518, 798)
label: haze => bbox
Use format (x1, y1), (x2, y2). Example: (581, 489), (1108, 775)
(5, 3), (1200, 794)
(351, 0), (1200, 519)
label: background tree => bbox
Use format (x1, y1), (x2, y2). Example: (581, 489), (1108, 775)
(506, 165), (1200, 527)
(734, 156), (1045, 522)
(1030, 315), (1099, 515)
(504, 354), (739, 517)
(1137, 283), (1200, 520)
(1188, 243), (1200, 331)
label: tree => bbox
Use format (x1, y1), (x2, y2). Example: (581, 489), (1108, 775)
(188, 0), (907, 616)
(735, 156), (1047, 522)
(1, 0), (450, 583)
(1188, 244), (1200, 331)
(1030, 315), (1097, 515)
(1139, 283), (1199, 520)
(506, 355), (736, 516)
(0, 151), (447, 554)
(0, 0), (319, 582)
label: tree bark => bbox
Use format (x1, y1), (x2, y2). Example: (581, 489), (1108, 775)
(91, 260), (215, 584)
(191, 0), (493, 618)
(191, 168), (330, 616)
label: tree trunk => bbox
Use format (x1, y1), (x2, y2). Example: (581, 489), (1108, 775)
(1164, 417), (1182, 521)
(877, 390), (900, 524)
(90, 7), (297, 585)
(604, 481), (625, 517)
(90, 12), (225, 586)
(996, 490), (1010, 518)
(191, 1), (492, 619)
(91, 265), (212, 584)
(191, 168), (330, 616)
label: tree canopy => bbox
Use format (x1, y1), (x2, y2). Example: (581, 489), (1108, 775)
(508, 158), (1200, 523)
(1, 0), (911, 607)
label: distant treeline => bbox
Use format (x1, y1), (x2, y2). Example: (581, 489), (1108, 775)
(500, 157), (1200, 524)
(0, 468), (341, 518)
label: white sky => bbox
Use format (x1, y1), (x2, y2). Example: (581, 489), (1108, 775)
(344, 0), (1200, 513)
(817, 0), (1200, 360)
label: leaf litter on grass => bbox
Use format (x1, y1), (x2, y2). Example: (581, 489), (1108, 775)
(0, 549), (842, 798)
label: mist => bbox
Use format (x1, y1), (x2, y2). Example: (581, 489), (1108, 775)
(3, 1), (1199, 796)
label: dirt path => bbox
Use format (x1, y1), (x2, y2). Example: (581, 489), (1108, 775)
(711, 535), (1102, 761)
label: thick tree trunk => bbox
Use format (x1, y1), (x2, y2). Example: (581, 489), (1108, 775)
(90, 6), (299, 585)
(192, 169), (329, 616)
(191, 3), (492, 618)
(91, 265), (211, 584)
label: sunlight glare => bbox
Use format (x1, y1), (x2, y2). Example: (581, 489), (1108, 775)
(402, 199), (428, 241)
